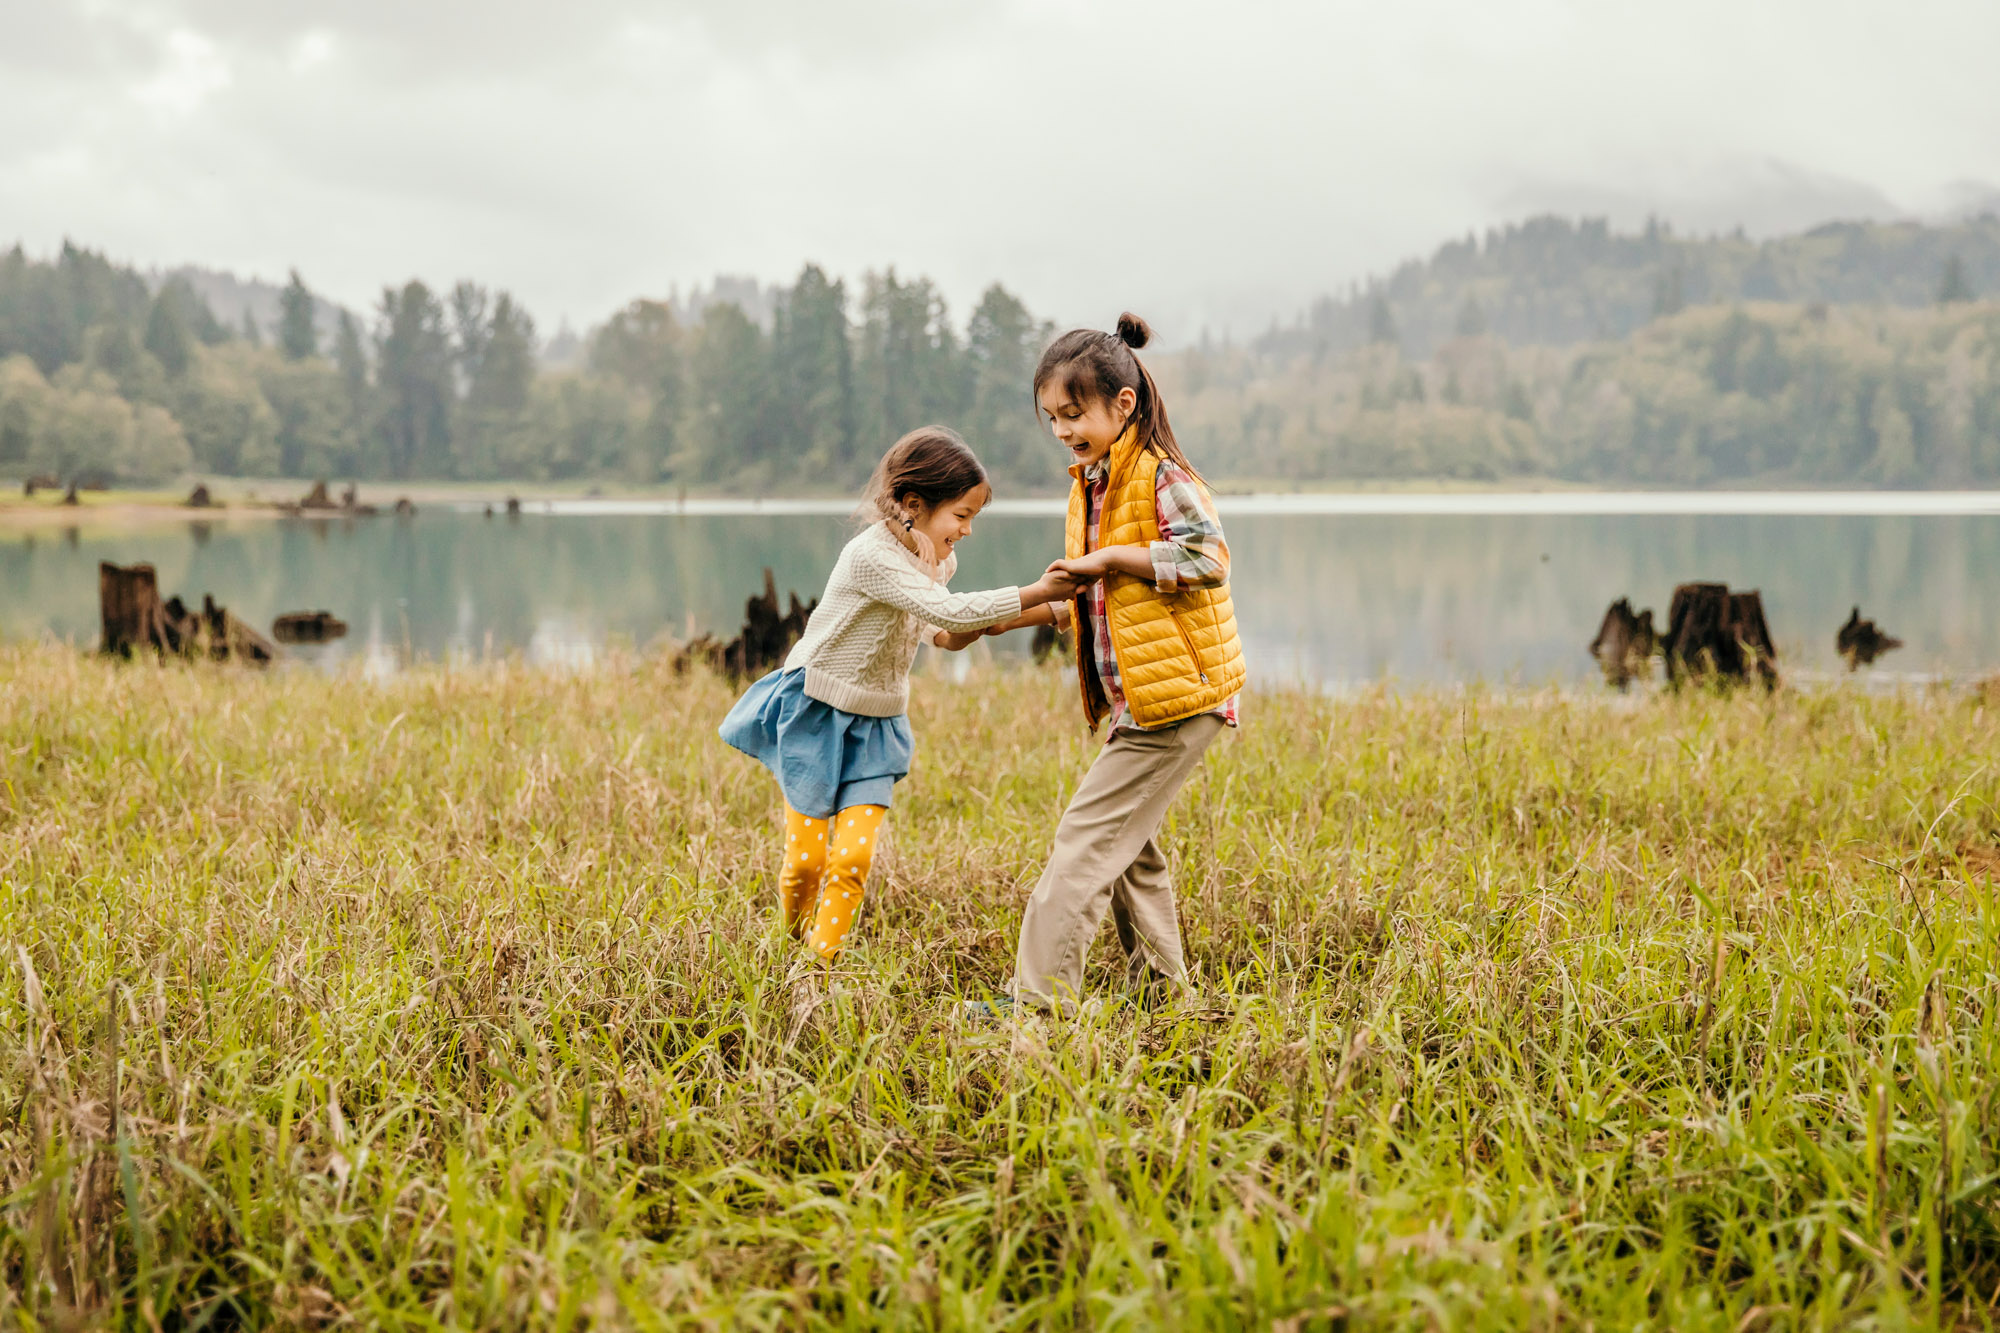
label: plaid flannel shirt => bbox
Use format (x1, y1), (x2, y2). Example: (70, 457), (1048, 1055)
(1055, 457), (1240, 733)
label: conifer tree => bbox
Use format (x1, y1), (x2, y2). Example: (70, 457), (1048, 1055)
(1937, 254), (1974, 304)
(278, 269), (318, 359)
(771, 264), (854, 478)
(143, 290), (193, 377)
(374, 281), (452, 477)
(1369, 295), (1399, 346)
(1454, 296), (1487, 338)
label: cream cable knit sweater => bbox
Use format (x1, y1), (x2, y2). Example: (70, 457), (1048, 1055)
(783, 522), (1023, 716)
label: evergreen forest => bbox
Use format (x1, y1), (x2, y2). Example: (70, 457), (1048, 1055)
(2, 214), (1996, 494)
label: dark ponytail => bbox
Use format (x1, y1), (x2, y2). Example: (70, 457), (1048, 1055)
(1033, 311), (1203, 482)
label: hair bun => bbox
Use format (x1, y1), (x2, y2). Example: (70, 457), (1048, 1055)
(1114, 312), (1152, 350)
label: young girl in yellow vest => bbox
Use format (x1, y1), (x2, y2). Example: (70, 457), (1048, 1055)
(969, 313), (1247, 1018)
(721, 426), (1080, 963)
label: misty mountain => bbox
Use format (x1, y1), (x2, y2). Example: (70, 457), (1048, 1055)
(1262, 214), (2000, 363)
(148, 265), (362, 347)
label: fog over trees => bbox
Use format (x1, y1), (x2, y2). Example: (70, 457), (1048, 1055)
(2, 215), (1996, 492)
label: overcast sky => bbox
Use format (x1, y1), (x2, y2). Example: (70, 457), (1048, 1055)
(5, 0), (1998, 340)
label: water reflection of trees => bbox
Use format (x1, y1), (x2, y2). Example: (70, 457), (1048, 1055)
(3, 513), (1996, 680)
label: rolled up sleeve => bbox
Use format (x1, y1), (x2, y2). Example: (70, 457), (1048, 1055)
(1149, 462), (1230, 592)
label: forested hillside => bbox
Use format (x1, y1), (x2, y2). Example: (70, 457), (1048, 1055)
(3, 217), (1998, 493)
(1264, 214), (2000, 360)
(1164, 300), (2000, 487)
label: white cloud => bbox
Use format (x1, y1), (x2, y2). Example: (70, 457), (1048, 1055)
(289, 28), (335, 74)
(2, 0), (1997, 339)
(131, 28), (231, 115)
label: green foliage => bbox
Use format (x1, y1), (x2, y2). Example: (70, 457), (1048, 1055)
(1263, 214), (2000, 361)
(278, 269), (319, 360)
(375, 281), (453, 479)
(142, 289), (193, 379)
(174, 344), (280, 477)
(1938, 254), (1975, 305)
(964, 284), (1053, 487)
(772, 265), (855, 477)
(6, 226), (1999, 493)
(259, 355), (361, 478)
(5, 652), (2000, 1325)
(1165, 301), (2000, 487)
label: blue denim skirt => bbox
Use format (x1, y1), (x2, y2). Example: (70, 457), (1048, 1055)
(719, 668), (914, 818)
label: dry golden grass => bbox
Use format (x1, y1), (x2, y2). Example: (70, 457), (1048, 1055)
(4, 644), (2000, 1328)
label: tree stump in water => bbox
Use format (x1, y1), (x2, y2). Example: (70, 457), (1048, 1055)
(676, 569), (817, 679)
(300, 480), (336, 510)
(1031, 621), (1073, 664)
(100, 563), (175, 657)
(272, 611), (349, 644)
(99, 562), (278, 664)
(1664, 583), (1778, 689)
(185, 483), (214, 508)
(1587, 597), (1659, 689)
(1836, 607), (1901, 670)
(200, 594), (279, 663)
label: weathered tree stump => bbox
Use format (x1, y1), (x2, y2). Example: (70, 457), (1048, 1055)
(99, 562), (278, 664)
(676, 569), (817, 679)
(272, 611), (349, 644)
(61, 484), (80, 506)
(101, 563), (174, 657)
(299, 480), (337, 510)
(393, 497), (416, 516)
(1587, 597), (1659, 689)
(1664, 582), (1778, 689)
(1836, 607), (1901, 671)
(201, 595), (279, 663)
(505, 495), (522, 516)
(186, 483), (214, 508)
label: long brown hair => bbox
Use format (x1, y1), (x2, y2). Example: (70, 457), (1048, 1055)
(856, 424), (989, 527)
(1031, 312), (1203, 481)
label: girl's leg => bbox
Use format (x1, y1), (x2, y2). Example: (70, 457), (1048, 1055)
(806, 803), (888, 959)
(780, 805), (830, 936)
(1109, 836), (1185, 996)
(1011, 714), (1224, 1014)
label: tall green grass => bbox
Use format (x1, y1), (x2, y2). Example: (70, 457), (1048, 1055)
(3, 644), (1999, 1329)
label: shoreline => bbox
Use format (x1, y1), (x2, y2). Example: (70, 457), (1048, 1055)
(9, 487), (2000, 528)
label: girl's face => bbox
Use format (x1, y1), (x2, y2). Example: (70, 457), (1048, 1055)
(906, 484), (991, 558)
(1039, 382), (1138, 470)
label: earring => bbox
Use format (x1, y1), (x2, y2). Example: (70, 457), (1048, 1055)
(902, 512), (915, 532)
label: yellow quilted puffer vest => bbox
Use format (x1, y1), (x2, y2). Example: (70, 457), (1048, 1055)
(1065, 428), (1247, 730)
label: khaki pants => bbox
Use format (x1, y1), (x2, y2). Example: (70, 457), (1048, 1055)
(1010, 713), (1224, 1014)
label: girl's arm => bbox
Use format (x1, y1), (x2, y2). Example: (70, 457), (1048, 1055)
(857, 547), (1080, 635)
(1050, 546), (1155, 582)
(1052, 463), (1229, 591)
(979, 602), (1059, 638)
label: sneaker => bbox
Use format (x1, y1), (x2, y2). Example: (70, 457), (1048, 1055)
(960, 995), (1015, 1022)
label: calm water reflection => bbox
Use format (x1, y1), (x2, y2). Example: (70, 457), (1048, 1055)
(3, 504), (1997, 685)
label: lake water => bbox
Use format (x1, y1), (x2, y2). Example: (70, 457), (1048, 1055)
(5, 493), (2000, 687)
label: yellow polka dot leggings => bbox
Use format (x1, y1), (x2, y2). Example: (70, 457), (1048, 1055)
(779, 802), (887, 959)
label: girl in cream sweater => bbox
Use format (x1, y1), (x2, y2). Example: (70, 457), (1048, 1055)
(720, 426), (1078, 961)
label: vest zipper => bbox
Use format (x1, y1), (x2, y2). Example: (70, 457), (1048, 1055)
(1170, 609), (1210, 684)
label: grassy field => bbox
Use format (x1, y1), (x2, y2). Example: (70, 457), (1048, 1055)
(4, 646), (2000, 1329)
